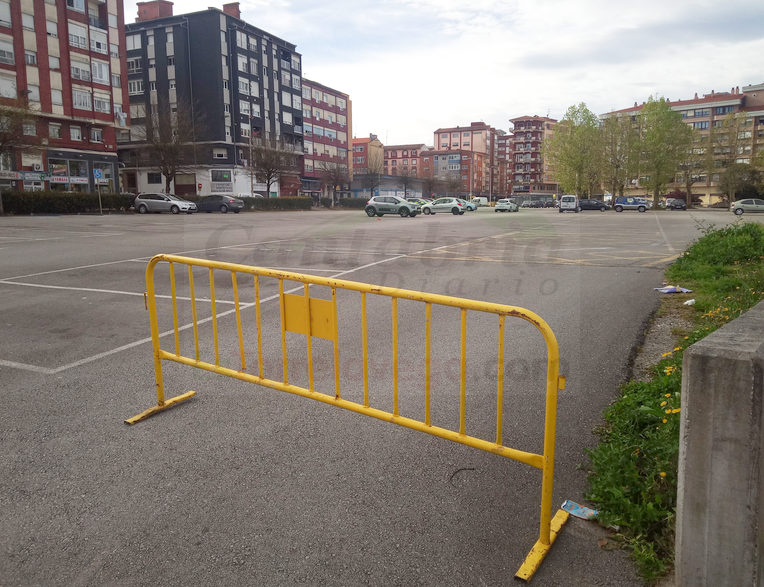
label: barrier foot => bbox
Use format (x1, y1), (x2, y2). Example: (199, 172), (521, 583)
(124, 391), (197, 425)
(514, 509), (569, 583)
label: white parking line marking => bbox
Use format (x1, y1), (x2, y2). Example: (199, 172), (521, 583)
(0, 280), (237, 305)
(653, 214), (676, 253)
(0, 238), (453, 374)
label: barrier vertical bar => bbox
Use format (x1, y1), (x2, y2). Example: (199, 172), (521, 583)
(232, 272), (246, 371)
(209, 268), (219, 367)
(332, 287), (340, 399)
(304, 283), (314, 392)
(147, 259), (165, 406)
(254, 275), (263, 378)
(425, 302), (432, 427)
(459, 309), (467, 435)
(361, 292), (369, 407)
(279, 279), (288, 385)
(496, 314), (506, 445)
(169, 262), (180, 356)
(188, 265), (200, 362)
(392, 297), (398, 417)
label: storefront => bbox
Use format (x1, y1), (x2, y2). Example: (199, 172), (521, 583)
(46, 151), (118, 193)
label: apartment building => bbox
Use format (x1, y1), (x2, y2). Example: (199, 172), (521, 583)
(383, 143), (429, 177)
(0, 0), (129, 192)
(496, 130), (510, 197)
(120, 2), (304, 197)
(606, 84), (764, 204)
(300, 78), (351, 198)
(351, 133), (383, 175)
(508, 115), (560, 200)
(431, 121), (498, 198)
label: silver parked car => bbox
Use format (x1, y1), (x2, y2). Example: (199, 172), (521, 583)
(421, 197), (466, 215)
(731, 198), (764, 215)
(134, 193), (197, 214)
(365, 196), (421, 217)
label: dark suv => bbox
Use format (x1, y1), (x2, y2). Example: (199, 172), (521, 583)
(665, 198), (687, 210)
(579, 199), (610, 211)
(197, 195), (245, 213)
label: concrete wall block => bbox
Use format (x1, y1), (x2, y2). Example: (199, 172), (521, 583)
(677, 301), (764, 587)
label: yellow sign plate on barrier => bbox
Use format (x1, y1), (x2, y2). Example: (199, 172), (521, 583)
(283, 293), (335, 340)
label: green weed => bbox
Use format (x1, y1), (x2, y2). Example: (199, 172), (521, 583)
(587, 221), (764, 584)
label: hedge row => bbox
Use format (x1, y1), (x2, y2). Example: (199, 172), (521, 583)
(245, 197), (312, 211)
(0, 191), (313, 214)
(337, 198), (367, 208)
(1, 190), (133, 214)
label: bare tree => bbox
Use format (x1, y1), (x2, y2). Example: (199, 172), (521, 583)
(0, 98), (41, 213)
(397, 164), (416, 199)
(361, 151), (385, 196)
(247, 137), (301, 197)
(443, 173), (462, 197)
(420, 166), (439, 198)
(318, 160), (349, 205)
(136, 99), (205, 193)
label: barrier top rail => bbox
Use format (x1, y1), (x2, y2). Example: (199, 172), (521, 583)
(127, 254), (569, 582)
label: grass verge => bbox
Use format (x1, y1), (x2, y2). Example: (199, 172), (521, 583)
(586, 219), (764, 584)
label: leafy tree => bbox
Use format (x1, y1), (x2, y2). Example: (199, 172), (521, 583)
(136, 98), (205, 193)
(675, 129), (709, 205)
(543, 103), (602, 197)
(247, 137), (301, 197)
(710, 112), (757, 204)
(638, 96), (693, 208)
(0, 98), (41, 214)
(601, 113), (639, 199)
(318, 160), (349, 205)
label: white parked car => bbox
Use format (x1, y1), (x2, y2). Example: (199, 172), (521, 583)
(494, 198), (519, 212)
(421, 198), (466, 215)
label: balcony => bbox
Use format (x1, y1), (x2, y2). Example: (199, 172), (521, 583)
(89, 16), (107, 30)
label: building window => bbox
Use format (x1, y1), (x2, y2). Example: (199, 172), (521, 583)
(240, 100), (250, 115)
(22, 121), (36, 135)
(0, 39), (14, 64)
(0, 1), (10, 27)
(108, 13), (117, 28)
(24, 51), (37, 66)
(91, 61), (109, 84)
(71, 63), (90, 81)
(48, 55), (60, 69)
(49, 123), (61, 138)
(111, 74), (121, 88)
(694, 121), (709, 130)
(127, 58), (142, 73)
(238, 79), (249, 95)
(68, 22), (87, 49)
(147, 172), (162, 184)
(90, 29), (107, 54)
(125, 34), (140, 51)
(128, 80), (143, 95)
(302, 86), (310, 99)
(51, 89), (63, 105)
(90, 128), (102, 142)
(72, 89), (91, 110)
(168, 56), (175, 66)
(93, 96), (110, 113)
(166, 31), (173, 43)
(70, 126), (81, 140)
(67, 0), (85, 12)
(149, 81), (156, 91)
(22, 12), (34, 30)
(169, 80), (175, 89)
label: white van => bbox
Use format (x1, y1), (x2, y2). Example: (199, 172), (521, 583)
(470, 197), (488, 207)
(559, 194), (579, 213)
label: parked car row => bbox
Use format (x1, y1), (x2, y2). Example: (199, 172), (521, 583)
(133, 193), (245, 214)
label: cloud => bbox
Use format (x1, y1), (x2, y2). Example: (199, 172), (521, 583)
(123, 0), (764, 143)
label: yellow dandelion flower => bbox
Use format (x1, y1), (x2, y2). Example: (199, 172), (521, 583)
(660, 472), (666, 478)
(661, 401), (667, 406)
(674, 347), (681, 351)
(672, 408), (681, 414)
(662, 419), (667, 423)
(665, 393), (671, 397)
(666, 409), (672, 414)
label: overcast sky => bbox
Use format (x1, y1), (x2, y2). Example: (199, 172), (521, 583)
(124, 0), (764, 145)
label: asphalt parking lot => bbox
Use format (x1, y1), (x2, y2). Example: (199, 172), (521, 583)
(1, 207), (758, 586)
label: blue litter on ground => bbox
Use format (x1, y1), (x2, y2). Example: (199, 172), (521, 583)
(562, 500), (598, 520)
(654, 286), (693, 294)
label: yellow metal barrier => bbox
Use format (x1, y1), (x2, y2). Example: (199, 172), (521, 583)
(126, 254), (569, 582)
